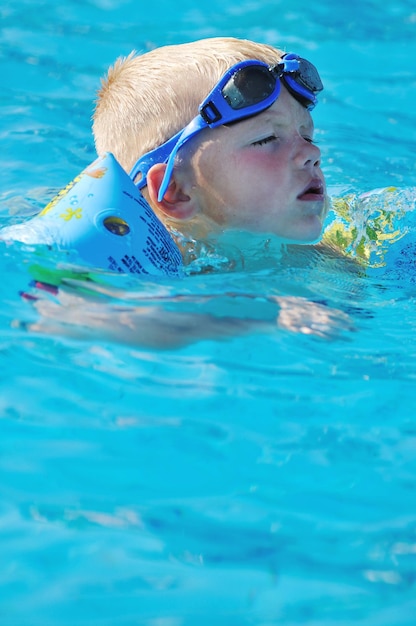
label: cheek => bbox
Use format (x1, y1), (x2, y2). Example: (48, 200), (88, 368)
(238, 147), (290, 178)
(190, 140), (292, 218)
(192, 148), (241, 205)
(230, 151), (291, 205)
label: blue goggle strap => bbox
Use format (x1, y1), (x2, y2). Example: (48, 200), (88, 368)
(156, 116), (207, 201)
(129, 130), (181, 189)
(129, 115), (207, 197)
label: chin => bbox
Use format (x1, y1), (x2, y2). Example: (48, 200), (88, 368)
(297, 215), (326, 243)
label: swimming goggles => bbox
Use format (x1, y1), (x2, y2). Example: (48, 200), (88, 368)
(130, 53), (323, 201)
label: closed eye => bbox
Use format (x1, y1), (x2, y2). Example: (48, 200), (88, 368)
(252, 135), (277, 147)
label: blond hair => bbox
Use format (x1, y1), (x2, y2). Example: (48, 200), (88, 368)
(93, 37), (284, 173)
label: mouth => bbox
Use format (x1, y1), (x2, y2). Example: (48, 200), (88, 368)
(297, 179), (325, 202)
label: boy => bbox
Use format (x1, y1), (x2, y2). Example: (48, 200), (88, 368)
(93, 37), (328, 254)
(19, 38), (351, 345)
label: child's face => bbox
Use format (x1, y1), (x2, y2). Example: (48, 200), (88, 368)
(183, 86), (327, 243)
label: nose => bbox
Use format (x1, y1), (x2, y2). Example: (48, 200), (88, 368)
(294, 137), (321, 169)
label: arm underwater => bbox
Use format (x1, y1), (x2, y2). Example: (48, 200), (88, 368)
(0, 153), (183, 278)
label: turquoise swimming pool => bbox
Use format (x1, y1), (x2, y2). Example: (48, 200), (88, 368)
(1, 1), (416, 624)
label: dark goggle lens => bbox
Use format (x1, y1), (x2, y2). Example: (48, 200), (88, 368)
(222, 65), (276, 110)
(292, 59), (323, 93)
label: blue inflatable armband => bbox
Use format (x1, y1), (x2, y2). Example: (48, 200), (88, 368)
(1, 153), (183, 277)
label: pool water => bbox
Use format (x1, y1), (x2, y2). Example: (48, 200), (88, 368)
(1, 1), (416, 624)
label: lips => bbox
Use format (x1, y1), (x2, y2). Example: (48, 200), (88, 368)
(297, 178), (325, 201)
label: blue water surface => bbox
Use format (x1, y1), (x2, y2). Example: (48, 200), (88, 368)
(1, 1), (416, 624)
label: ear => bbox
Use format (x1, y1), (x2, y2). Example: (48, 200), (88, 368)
(147, 163), (198, 220)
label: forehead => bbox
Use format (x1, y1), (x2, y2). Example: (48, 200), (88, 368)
(242, 85), (315, 131)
